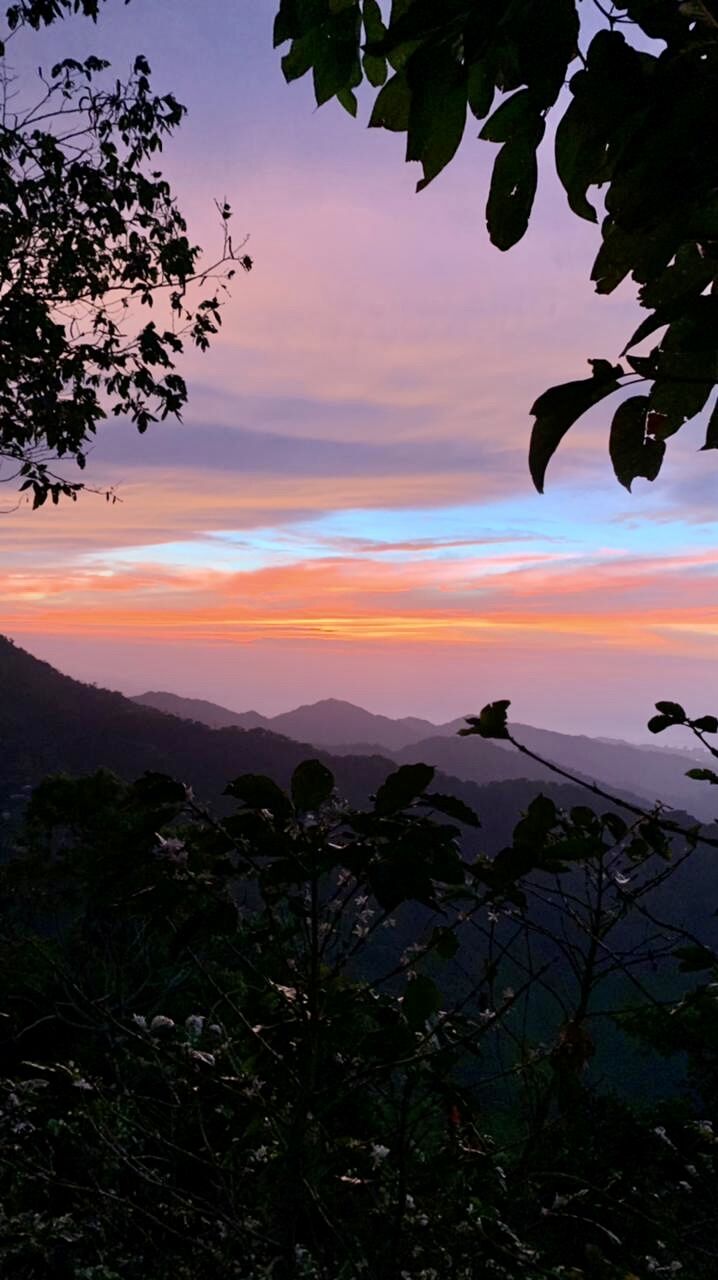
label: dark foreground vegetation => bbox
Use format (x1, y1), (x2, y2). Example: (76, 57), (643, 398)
(2, 693), (718, 1279)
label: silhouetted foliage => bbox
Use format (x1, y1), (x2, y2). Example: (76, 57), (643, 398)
(0, 4), (249, 506)
(273, 0), (718, 489)
(2, 721), (718, 1278)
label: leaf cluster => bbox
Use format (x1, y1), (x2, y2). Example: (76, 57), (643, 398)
(2, 730), (718, 1277)
(274, 0), (718, 489)
(0, 41), (245, 503)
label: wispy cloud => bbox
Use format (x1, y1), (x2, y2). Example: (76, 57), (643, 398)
(5, 542), (715, 662)
(2, 1), (715, 737)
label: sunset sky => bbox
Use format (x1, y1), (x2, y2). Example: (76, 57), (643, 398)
(3, 0), (716, 738)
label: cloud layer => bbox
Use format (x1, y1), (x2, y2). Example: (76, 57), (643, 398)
(2, 1), (716, 738)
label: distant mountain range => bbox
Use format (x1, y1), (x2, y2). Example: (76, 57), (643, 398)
(0, 636), (601, 857)
(3, 635), (718, 994)
(1, 632), (714, 862)
(133, 689), (716, 822)
(133, 690), (445, 751)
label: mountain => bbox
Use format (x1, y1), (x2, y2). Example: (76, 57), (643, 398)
(0, 637), (597, 857)
(133, 693), (437, 752)
(5, 638), (718, 1125)
(485, 721), (716, 821)
(132, 689), (716, 822)
(5, 636), (718, 1026)
(134, 690), (272, 732)
(269, 699), (438, 750)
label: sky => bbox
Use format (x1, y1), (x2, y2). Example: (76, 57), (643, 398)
(1, 0), (716, 738)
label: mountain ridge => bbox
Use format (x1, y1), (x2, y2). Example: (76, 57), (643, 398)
(131, 688), (715, 821)
(133, 691), (443, 751)
(0, 637), (604, 858)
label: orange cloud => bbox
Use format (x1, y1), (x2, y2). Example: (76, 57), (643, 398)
(3, 551), (715, 659)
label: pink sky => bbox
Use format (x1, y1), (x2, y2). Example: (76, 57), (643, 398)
(2, 1), (716, 739)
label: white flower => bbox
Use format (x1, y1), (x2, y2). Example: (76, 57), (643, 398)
(154, 834), (187, 865)
(150, 1015), (175, 1034)
(370, 1143), (390, 1167)
(274, 984), (299, 1003)
(654, 1125), (676, 1148)
(188, 1048), (216, 1067)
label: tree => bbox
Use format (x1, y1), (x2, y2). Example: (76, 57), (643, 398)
(0, 3), (250, 507)
(273, 0), (718, 491)
(2, 728), (718, 1278)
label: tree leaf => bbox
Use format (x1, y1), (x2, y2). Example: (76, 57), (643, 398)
(602, 812), (628, 841)
(693, 715), (718, 734)
(406, 47), (467, 191)
(554, 86), (601, 223)
(459, 700), (511, 741)
(513, 794), (558, 848)
(674, 944), (717, 973)
(485, 129), (543, 251)
(224, 774), (292, 820)
(609, 394), (665, 490)
(545, 834), (602, 863)
(312, 10), (363, 105)
(430, 925), (459, 960)
(362, 0), (387, 85)
(363, 52), (387, 86)
(362, 0), (385, 43)
(291, 759), (335, 812)
(368, 70), (410, 131)
(686, 767), (718, 785)
(403, 973), (441, 1029)
(281, 33), (317, 83)
(529, 362), (624, 492)
(622, 295), (696, 356)
(421, 792), (481, 828)
(467, 60), (494, 121)
(479, 89), (539, 143)
(337, 86), (358, 115)
(647, 714), (673, 734)
(654, 700), (686, 720)
(374, 763), (435, 814)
